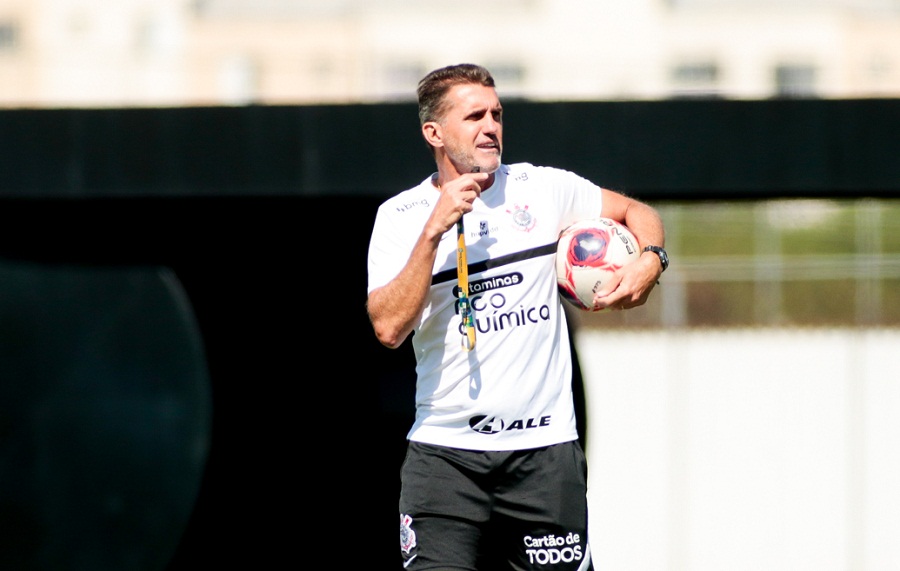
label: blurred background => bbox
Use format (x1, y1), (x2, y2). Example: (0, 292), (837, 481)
(1, 0), (899, 570)
(3, 0), (900, 106)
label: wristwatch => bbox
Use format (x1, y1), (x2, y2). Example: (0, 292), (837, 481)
(642, 245), (669, 272)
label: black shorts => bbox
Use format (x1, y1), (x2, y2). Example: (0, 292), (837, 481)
(398, 440), (593, 571)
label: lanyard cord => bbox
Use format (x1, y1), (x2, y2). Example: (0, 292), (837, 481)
(457, 217), (476, 351)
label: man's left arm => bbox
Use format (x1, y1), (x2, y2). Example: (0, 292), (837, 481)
(594, 188), (666, 310)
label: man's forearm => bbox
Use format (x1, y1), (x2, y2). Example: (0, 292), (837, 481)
(368, 231), (441, 348)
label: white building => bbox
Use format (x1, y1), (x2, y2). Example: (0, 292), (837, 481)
(1, 0), (900, 108)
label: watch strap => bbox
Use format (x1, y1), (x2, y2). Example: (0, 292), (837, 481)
(642, 245), (669, 272)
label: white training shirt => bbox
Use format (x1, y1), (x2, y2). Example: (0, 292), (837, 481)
(367, 163), (604, 451)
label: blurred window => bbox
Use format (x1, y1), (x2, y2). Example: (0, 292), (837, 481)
(0, 21), (19, 52)
(489, 63), (526, 85)
(774, 64), (817, 97)
(670, 61), (720, 98)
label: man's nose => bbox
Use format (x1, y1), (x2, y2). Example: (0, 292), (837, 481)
(482, 116), (500, 133)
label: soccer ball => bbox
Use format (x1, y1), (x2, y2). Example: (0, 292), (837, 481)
(556, 218), (640, 311)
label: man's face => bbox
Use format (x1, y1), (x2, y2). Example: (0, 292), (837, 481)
(438, 83), (503, 174)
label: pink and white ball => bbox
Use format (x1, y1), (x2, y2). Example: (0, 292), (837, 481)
(556, 218), (640, 311)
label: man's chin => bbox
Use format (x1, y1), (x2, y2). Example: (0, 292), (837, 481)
(476, 157), (502, 174)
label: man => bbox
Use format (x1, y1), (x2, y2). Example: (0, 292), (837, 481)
(366, 63), (666, 570)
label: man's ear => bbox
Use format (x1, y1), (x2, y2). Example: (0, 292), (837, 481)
(422, 121), (443, 149)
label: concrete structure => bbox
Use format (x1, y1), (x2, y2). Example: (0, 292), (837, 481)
(579, 328), (900, 571)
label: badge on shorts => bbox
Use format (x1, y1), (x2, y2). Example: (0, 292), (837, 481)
(400, 513), (417, 553)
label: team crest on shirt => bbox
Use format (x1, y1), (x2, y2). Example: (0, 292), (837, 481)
(507, 203), (536, 232)
(400, 513), (417, 554)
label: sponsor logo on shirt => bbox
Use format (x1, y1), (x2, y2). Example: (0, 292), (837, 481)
(453, 271), (552, 338)
(395, 198), (430, 213)
(466, 272), (522, 295)
(473, 219), (500, 239)
(468, 414), (551, 434)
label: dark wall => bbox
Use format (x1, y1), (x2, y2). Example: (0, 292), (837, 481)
(1, 99), (898, 570)
(0, 196), (404, 569)
(2, 99), (898, 201)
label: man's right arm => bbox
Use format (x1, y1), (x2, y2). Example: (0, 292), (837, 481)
(368, 173), (488, 349)
(367, 227), (443, 349)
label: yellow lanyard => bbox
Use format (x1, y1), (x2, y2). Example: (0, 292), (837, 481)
(457, 218), (476, 351)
